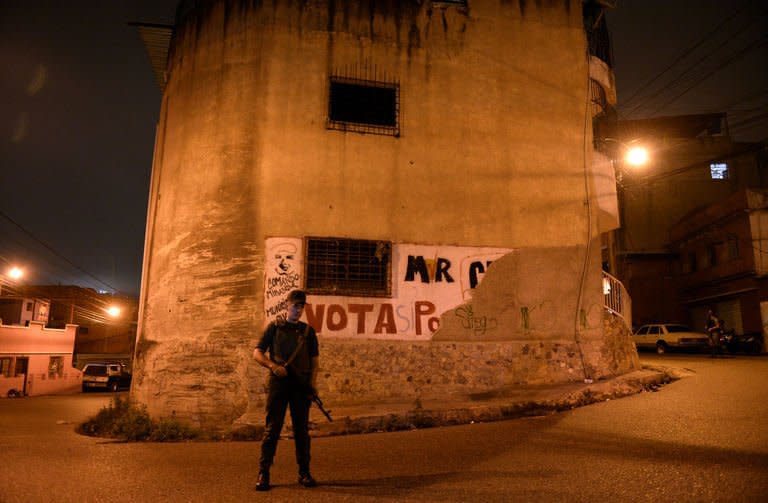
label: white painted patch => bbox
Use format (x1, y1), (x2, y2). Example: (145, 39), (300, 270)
(264, 238), (512, 340)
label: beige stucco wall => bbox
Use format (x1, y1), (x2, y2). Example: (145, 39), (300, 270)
(0, 322), (81, 397)
(133, 0), (634, 431)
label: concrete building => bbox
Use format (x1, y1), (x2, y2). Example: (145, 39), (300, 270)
(0, 297), (49, 327)
(133, 0), (637, 431)
(599, 114), (767, 327)
(668, 189), (768, 349)
(1, 285), (138, 370)
(0, 319), (80, 397)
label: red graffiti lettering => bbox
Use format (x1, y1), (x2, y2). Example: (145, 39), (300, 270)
(304, 304), (325, 332)
(415, 301), (439, 335)
(374, 304), (397, 334)
(304, 302), (438, 335)
(348, 304), (374, 333)
(326, 304), (348, 331)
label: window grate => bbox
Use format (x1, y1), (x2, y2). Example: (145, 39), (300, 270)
(305, 237), (391, 297)
(327, 76), (400, 137)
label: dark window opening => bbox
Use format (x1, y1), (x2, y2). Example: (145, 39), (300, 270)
(707, 245), (718, 267)
(305, 237), (391, 297)
(688, 252), (697, 273)
(727, 235), (740, 260)
(0, 358), (11, 377)
(328, 77), (399, 136)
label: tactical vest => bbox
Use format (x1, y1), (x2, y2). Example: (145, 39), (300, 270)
(272, 322), (312, 376)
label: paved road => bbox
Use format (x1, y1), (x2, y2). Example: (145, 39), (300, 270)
(1, 354), (766, 502)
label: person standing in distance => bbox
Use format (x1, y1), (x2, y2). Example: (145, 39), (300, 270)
(705, 309), (723, 357)
(253, 289), (319, 491)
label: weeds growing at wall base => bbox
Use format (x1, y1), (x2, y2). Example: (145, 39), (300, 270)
(77, 395), (200, 442)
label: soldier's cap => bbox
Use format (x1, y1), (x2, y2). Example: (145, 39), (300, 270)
(287, 289), (307, 305)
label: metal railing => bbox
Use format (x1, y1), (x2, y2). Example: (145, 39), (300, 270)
(602, 271), (632, 330)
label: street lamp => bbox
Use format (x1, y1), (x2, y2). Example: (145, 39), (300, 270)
(1, 265), (25, 296)
(625, 146), (649, 167)
(106, 305), (122, 318)
(597, 137), (650, 171)
(8, 266), (23, 281)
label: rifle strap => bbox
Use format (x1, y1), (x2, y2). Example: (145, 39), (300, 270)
(280, 323), (309, 368)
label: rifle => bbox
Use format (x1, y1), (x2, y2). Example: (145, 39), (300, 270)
(310, 391), (333, 422)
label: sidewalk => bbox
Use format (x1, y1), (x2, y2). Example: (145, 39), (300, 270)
(306, 366), (676, 437)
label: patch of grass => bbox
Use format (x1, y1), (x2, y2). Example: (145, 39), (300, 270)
(77, 396), (200, 442)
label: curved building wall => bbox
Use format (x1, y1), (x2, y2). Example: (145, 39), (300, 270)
(133, 0), (637, 431)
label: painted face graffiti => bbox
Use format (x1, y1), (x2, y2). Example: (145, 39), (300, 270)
(273, 243), (297, 276)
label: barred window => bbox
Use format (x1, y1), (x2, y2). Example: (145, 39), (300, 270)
(327, 77), (399, 137)
(0, 357), (11, 377)
(48, 356), (63, 378)
(305, 237), (391, 297)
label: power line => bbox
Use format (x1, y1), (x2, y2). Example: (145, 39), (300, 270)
(617, 1), (768, 122)
(0, 208), (118, 292)
(619, 1), (753, 111)
(645, 37), (768, 117)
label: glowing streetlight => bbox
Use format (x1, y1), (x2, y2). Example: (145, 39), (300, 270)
(7, 266), (23, 280)
(625, 146), (649, 167)
(106, 305), (122, 318)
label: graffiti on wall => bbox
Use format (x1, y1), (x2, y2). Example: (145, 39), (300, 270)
(304, 301), (440, 336)
(264, 238), (302, 321)
(263, 238), (512, 339)
(454, 305), (498, 336)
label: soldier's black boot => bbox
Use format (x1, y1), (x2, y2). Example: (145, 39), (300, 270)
(256, 471), (271, 491)
(298, 471), (317, 488)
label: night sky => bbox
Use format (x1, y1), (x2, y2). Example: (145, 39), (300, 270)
(1, 0), (765, 297)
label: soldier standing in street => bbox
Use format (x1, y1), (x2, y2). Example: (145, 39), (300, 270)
(253, 289), (320, 491)
(705, 309), (723, 357)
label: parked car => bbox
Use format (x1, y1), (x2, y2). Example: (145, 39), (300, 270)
(633, 324), (710, 354)
(81, 362), (132, 392)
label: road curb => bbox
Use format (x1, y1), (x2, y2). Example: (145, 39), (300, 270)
(311, 368), (675, 437)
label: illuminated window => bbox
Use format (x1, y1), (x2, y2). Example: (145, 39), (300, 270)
(710, 163), (728, 179)
(327, 77), (399, 137)
(305, 237), (391, 297)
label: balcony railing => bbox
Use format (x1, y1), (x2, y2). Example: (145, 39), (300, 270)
(603, 271), (632, 330)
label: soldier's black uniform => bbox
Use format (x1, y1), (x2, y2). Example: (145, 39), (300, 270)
(256, 319), (319, 481)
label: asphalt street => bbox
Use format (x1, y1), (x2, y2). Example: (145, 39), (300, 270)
(0, 353), (766, 502)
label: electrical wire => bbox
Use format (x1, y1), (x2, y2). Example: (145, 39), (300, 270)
(617, 1), (767, 127)
(0, 209), (119, 293)
(619, 1), (753, 112)
(644, 37), (768, 117)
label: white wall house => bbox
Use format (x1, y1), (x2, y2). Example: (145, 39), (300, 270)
(0, 321), (81, 397)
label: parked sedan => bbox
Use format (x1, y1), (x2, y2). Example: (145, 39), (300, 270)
(633, 324), (710, 354)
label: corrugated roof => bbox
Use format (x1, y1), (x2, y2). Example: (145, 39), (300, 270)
(129, 23), (173, 93)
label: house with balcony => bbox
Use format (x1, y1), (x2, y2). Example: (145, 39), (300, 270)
(668, 189), (768, 351)
(597, 114), (766, 328)
(3, 285), (138, 370)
